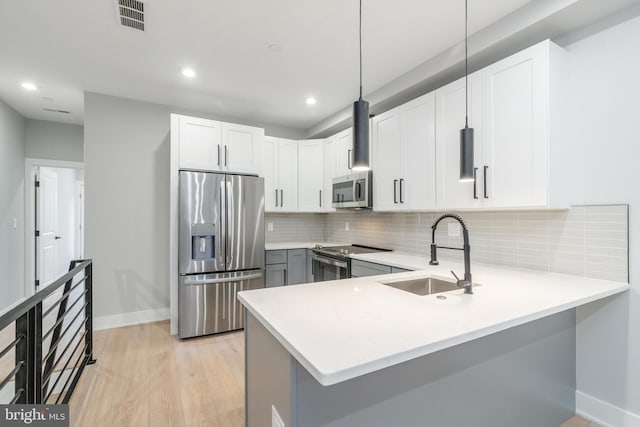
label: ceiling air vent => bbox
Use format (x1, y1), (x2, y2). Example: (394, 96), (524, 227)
(115, 0), (144, 31)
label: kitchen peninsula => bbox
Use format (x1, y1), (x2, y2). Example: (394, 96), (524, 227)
(239, 258), (628, 427)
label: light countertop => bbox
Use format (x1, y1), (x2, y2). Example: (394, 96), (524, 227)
(265, 242), (342, 250)
(239, 257), (628, 387)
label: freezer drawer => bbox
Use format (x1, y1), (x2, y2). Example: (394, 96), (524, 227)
(179, 269), (264, 338)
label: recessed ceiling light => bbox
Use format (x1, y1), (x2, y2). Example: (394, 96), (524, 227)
(305, 97), (317, 106)
(181, 68), (196, 78)
(21, 82), (38, 91)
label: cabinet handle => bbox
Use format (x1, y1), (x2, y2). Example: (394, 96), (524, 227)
(217, 144), (221, 166)
(281, 189), (284, 207)
(225, 146), (228, 166)
(484, 166), (489, 199)
(319, 190), (322, 208)
(348, 149), (352, 170)
(393, 179), (398, 203)
(399, 179), (405, 203)
(473, 167), (479, 200)
(284, 268), (288, 286)
(275, 189), (278, 207)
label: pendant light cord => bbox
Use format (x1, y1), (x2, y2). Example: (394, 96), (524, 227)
(359, 0), (363, 100)
(465, 0), (469, 127)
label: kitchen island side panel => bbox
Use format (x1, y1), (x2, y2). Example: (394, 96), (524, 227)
(246, 312), (296, 427)
(294, 309), (576, 427)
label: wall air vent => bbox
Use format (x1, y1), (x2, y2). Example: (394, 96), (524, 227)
(115, 0), (144, 31)
(43, 108), (70, 114)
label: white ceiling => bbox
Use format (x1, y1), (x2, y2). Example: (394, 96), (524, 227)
(1, 0), (551, 129)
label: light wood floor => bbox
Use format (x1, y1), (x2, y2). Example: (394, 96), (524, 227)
(67, 320), (599, 427)
(69, 321), (244, 427)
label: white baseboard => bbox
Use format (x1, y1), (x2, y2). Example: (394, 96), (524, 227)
(93, 308), (170, 331)
(577, 390), (640, 427)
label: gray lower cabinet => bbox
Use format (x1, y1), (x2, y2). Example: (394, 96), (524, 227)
(351, 260), (392, 278)
(266, 249), (309, 287)
(351, 260), (414, 278)
(265, 263), (286, 287)
(286, 249), (307, 285)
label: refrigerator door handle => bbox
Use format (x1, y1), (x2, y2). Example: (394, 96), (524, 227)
(183, 272), (264, 286)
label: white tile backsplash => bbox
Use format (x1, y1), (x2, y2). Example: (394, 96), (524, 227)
(266, 205), (629, 282)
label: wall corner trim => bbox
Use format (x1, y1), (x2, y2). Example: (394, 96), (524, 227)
(576, 390), (640, 427)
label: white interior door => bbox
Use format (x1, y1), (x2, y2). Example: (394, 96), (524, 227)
(37, 167), (59, 288)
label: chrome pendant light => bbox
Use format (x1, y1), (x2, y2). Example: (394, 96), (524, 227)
(352, 0), (370, 171)
(460, 0), (474, 182)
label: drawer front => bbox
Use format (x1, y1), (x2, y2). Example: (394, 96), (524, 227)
(266, 250), (288, 265)
(350, 260), (392, 278)
(392, 267), (412, 273)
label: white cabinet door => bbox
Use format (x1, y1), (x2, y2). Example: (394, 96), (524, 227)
(482, 42), (548, 208)
(435, 73), (483, 210)
(277, 139), (299, 211)
(222, 123), (263, 174)
(335, 128), (353, 177)
(179, 116), (223, 171)
(263, 137), (279, 212)
(298, 140), (324, 212)
(372, 108), (403, 211)
(402, 92), (436, 210)
(323, 137), (336, 212)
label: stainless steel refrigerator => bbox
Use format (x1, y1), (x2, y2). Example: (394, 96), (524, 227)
(178, 171), (265, 338)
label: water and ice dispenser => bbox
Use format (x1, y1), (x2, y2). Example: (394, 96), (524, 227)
(190, 223), (215, 260)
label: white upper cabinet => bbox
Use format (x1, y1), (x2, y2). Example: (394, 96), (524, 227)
(263, 137), (278, 211)
(221, 122), (263, 175)
(177, 115), (262, 174)
(298, 140), (325, 212)
(372, 107), (403, 211)
(335, 128), (353, 177)
(435, 72), (483, 210)
(278, 139), (299, 211)
(481, 41), (553, 208)
(264, 137), (299, 212)
(433, 39), (568, 210)
(373, 92), (436, 211)
(322, 137), (336, 212)
(178, 116), (223, 171)
(402, 93), (436, 210)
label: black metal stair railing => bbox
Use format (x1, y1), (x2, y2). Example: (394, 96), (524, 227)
(0, 259), (95, 405)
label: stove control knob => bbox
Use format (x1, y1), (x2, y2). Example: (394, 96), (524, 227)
(341, 249), (349, 255)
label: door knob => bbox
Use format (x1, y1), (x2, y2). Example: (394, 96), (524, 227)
(55, 236), (62, 240)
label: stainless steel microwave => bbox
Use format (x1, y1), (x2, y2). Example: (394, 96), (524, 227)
(332, 171), (372, 209)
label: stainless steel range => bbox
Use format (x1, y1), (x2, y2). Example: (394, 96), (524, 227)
(311, 244), (390, 282)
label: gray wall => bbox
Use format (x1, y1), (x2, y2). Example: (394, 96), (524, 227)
(0, 98), (25, 311)
(25, 119), (84, 162)
(83, 92), (305, 319)
(563, 15), (640, 420)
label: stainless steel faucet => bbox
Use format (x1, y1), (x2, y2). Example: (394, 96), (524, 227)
(429, 213), (473, 294)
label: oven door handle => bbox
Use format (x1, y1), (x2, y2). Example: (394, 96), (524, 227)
(312, 255), (348, 269)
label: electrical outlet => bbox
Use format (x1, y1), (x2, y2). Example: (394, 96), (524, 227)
(12, 218), (17, 229)
(267, 222), (274, 232)
(272, 405), (285, 427)
(448, 222), (461, 237)
(345, 222), (349, 231)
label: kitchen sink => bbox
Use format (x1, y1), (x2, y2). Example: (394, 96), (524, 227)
(379, 276), (480, 296)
